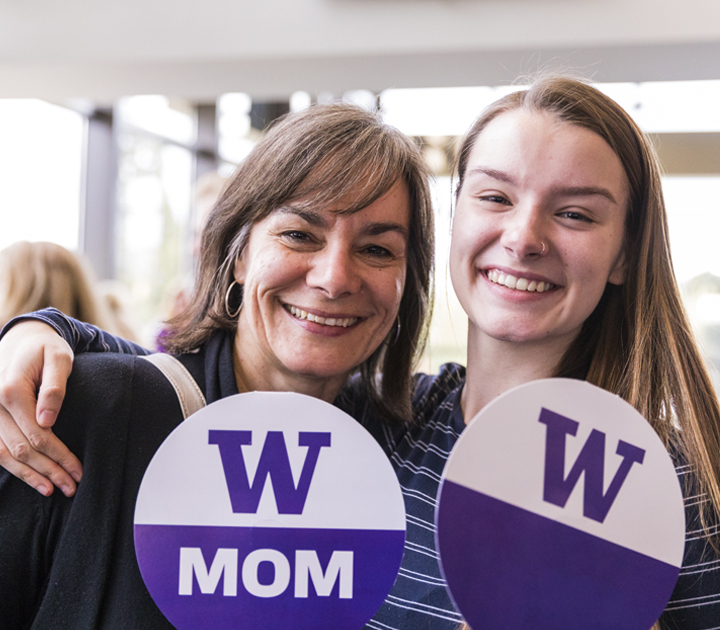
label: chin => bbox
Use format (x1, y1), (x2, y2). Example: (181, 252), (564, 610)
(284, 357), (355, 381)
(482, 324), (549, 344)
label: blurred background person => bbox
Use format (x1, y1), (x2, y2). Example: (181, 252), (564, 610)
(0, 241), (141, 343)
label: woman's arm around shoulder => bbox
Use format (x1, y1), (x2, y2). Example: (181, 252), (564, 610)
(0, 308), (151, 497)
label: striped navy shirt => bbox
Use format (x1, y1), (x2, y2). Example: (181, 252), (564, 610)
(354, 363), (720, 630)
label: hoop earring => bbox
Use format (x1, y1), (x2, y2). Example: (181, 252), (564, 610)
(224, 280), (243, 318)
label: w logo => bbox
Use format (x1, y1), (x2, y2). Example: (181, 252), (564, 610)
(539, 408), (645, 523)
(209, 430), (331, 515)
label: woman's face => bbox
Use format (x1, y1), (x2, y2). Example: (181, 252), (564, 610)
(233, 179), (410, 390)
(450, 109), (629, 351)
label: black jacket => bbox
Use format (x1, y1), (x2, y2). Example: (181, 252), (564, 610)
(0, 332), (238, 629)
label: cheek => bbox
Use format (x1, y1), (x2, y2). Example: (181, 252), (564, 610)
(448, 212), (468, 277)
(247, 250), (305, 292)
(450, 204), (493, 262)
(568, 253), (617, 315)
(449, 224), (478, 291)
(369, 267), (407, 322)
(576, 240), (624, 286)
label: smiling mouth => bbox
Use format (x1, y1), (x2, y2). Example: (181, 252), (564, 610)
(486, 269), (555, 293)
(284, 304), (359, 328)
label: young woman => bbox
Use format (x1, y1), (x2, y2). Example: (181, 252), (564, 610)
(368, 78), (720, 629)
(2, 77), (719, 629)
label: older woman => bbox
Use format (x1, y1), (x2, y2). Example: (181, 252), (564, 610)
(0, 102), (434, 629)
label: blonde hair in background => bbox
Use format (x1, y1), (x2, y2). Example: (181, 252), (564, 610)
(0, 241), (112, 331)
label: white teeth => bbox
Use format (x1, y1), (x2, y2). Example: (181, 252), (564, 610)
(286, 305), (358, 328)
(487, 269), (554, 293)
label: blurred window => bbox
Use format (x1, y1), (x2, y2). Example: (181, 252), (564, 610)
(665, 176), (720, 387)
(0, 99), (84, 251)
(598, 81), (720, 133)
(217, 92), (254, 173)
(114, 97), (195, 336)
(116, 96), (196, 144)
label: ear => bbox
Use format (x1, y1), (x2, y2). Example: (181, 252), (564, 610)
(607, 248), (627, 286)
(233, 254), (247, 284)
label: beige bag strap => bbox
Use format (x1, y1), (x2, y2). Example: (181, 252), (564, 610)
(140, 353), (207, 419)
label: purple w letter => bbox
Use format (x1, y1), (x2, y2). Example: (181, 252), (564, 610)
(539, 408), (645, 523)
(209, 430), (331, 515)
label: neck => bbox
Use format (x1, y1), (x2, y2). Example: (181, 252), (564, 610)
(232, 333), (346, 404)
(461, 329), (571, 424)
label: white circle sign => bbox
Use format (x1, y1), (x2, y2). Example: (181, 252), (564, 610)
(436, 378), (685, 629)
(134, 391), (406, 630)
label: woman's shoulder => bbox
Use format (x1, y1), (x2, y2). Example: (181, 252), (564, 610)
(68, 352), (139, 398)
(57, 353), (188, 478)
(69, 352), (170, 391)
(64, 353), (183, 429)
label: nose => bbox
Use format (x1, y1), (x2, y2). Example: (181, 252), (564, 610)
(306, 243), (362, 298)
(501, 204), (547, 259)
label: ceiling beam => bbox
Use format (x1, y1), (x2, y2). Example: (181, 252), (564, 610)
(1, 41), (720, 102)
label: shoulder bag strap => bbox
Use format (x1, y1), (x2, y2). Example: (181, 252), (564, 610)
(140, 353), (207, 419)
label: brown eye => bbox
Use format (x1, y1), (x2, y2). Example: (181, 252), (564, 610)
(282, 231), (313, 242)
(559, 211), (593, 223)
(478, 194), (510, 205)
(363, 245), (393, 259)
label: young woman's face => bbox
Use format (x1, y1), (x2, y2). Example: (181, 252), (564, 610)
(450, 109), (628, 351)
(233, 179), (410, 387)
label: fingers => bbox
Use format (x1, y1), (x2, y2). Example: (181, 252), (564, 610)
(0, 405), (78, 496)
(0, 321), (81, 495)
(36, 344), (73, 428)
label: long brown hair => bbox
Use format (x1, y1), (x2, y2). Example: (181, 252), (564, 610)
(165, 103), (435, 423)
(455, 76), (720, 536)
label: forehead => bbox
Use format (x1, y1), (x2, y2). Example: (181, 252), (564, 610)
(331, 177), (411, 218)
(259, 178), (411, 231)
(292, 154), (406, 214)
(466, 109), (629, 204)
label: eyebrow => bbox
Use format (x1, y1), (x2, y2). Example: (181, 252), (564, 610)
(276, 206), (409, 239)
(554, 185), (618, 205)
(468, 167), (515, 185)
(467, 166), (619, 205)
(363, 222), (409, 239)
(277, 206), (327, 227)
